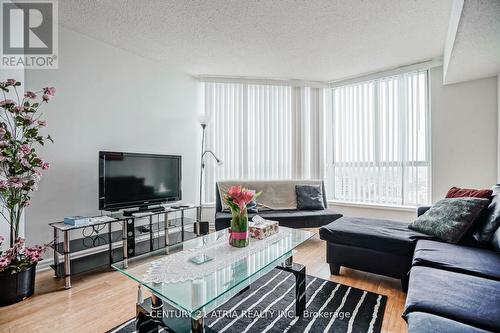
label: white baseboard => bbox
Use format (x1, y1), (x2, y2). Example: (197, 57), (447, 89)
(37, 258), (54, 272)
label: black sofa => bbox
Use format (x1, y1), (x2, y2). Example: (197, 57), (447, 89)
(214, 180), (343, 231)
(320, 196), (500, 332)
(319, 216), (435, 290)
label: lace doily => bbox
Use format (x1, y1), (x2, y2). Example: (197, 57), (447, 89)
(144, 230), (291, 284)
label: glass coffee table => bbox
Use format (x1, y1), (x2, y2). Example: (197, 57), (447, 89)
(112, 226), (315, 333)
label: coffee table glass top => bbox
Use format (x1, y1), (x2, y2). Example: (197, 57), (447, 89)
(112, 227), (314, 316)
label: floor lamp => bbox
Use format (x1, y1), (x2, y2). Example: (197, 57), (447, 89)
(197, 122), (222, 232)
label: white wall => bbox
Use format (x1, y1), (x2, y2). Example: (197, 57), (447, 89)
(431, 66), (498, 199)
(24, 27), (199, 246)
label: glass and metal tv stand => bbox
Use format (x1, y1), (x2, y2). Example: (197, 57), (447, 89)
(48, 205), (201, 289)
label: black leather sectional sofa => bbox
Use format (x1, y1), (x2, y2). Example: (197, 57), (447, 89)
(320, 205), (500, 332)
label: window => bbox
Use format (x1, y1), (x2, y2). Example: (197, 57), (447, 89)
(202, 70), (431, 207)
(202, 81), (324, 203)
(325, 70), (430, 206)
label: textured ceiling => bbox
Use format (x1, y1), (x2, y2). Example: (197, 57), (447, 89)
(59, 0), (453, 81)
(444, 0), (500, 84)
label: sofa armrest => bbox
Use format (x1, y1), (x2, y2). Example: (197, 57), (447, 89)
(417, 206), (432, 217)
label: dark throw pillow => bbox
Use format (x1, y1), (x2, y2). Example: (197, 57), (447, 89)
(472, 184), (500, 243)
(408, 197), (490, 244)
(295, 185), (325, 210)
(445, 186), (493, 199)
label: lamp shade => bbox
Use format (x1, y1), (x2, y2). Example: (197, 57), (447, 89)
(199, 114), (211, 126)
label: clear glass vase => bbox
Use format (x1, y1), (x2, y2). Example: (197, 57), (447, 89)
(229, 207), (249, 248)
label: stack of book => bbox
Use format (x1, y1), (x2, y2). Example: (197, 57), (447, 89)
(64, 216), (91, 226)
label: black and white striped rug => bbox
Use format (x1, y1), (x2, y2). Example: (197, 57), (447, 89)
(108, 269), (387, 333)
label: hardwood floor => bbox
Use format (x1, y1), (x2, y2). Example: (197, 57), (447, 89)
(0, 231), (408, 333)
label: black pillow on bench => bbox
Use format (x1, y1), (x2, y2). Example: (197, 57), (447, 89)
(295, 185), (325, 210)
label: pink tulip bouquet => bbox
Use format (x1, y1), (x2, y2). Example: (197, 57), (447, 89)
(224, 186), (260, 247)
(0, 79), (54, 272)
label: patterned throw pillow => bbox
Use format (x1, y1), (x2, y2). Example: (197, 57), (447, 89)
(408, 197), (490, 244)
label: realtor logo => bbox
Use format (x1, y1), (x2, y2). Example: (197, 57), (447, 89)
(1, 0), (58, 69)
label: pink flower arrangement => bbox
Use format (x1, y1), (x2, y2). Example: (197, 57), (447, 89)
(0, 99), (15, 107)
(21, 159), (31, 168)
(24, 91), (36, 99)
(226, 186), (256, 211)
(13, 105), (23, 113)
(8, 177), (23, 188)
(20, 145), (31, 155)
(0, 79), (54, 248)
(224, 186), (260, 214)
(0, 237), (48, 273)
(223, 186), (261, 248)
(43, 87), (56, 96)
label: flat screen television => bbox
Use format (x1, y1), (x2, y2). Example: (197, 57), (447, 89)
(99, 151), (182, 211)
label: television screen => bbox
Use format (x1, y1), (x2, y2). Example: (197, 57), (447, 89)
(99, 151), (182, 210)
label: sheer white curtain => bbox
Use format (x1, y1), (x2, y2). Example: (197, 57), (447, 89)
(325, 70), (430, 206)
(202, 81), (324, 203)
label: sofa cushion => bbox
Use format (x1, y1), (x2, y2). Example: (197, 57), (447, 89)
(412, 240), (500, 281)
(295, 185), (325, 210)
(473, 184), (500, 244)
(403, 266), (500, 332)
(319, 217), (433, 256)
(406, 312), (493, 333)
(215, 209), (342, 230)
(446, 186), (493, 199)
(408, 197), (489, 243)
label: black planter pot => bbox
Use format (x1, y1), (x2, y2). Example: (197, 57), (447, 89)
(0, 264), (36, 306)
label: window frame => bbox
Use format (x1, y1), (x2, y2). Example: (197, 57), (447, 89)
(329, 70), (431, 207)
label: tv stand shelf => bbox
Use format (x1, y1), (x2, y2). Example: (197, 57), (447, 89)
(48, 205), (201, 289)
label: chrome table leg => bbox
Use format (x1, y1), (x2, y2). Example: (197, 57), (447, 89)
(191, 311), (205, 333)
(63, 230), (71, 289)
(122, 220), (128, 268)
(53, 227), (59, 277)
